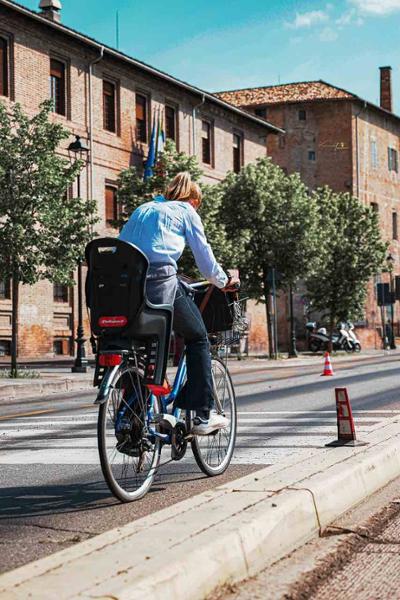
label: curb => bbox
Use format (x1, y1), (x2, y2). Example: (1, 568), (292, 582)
(0, 352), (395, 401)
(1, 417), (400, 599)
(0, 378), (93, 400)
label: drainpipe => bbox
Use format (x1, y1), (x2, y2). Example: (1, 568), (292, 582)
(88, 46), (104, 210)
(355, 100), (367, 199)
(192, 93), (206, 156)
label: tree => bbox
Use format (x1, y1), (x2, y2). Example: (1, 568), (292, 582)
(116, 139), (202, 222)
(219, 157), (320, 356)
(0, 101), (97, 376)
(306, 187), (387, 346)
(116, 140), (237, 277)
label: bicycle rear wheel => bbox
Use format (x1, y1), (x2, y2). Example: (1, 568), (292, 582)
(191, 357), (237, 476)
(98, 363), (161, 502)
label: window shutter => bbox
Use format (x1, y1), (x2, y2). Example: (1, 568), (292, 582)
(50, 58), (65, 115)
(165, 105), (176, 141)
(135, 94), (148, 143)
(0, 38), (8, 97)
(103, 80), (116, 132)
(105, 186), (117, 225)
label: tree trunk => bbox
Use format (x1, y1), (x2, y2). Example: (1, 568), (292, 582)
(263, 270), (274, 358)
(328, 312), (334, 354)
(11, 274), (19, 378)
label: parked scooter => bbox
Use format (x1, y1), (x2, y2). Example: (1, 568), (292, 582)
(346, 321), (362, 352)
(306, 322), (360, 353)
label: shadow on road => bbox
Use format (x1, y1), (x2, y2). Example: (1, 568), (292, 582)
(0, 463), (212, 521)
(0, 479), (116, 519)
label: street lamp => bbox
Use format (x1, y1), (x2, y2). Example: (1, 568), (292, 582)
(288, 284), (298, 358)
(387, 253), (396, 350)
(68, 135), (89, 373)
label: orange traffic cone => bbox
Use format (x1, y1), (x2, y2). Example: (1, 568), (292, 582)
(321, 352), (334, 376)
(326, 388), (368, 447)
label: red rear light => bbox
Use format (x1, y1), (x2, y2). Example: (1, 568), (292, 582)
(98, 316), (128, 328)
(99, 354), (122, 367)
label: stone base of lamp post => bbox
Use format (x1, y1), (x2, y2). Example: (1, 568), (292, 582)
(72, 363), (89, 373)
(71, 327), (90, 373)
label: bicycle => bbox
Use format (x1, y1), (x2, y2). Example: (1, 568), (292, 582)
(85, 238), (246, 502)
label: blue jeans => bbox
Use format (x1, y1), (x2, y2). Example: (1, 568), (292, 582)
(173, 282), (213, 413)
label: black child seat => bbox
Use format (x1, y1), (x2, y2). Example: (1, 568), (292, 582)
(85, 238), (173, 387)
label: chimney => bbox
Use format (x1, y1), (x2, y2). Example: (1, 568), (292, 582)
(39, 0), (62, 22)
(380, 66), (392, 112)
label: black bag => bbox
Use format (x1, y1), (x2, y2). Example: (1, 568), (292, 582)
(194, 287), (236, 333)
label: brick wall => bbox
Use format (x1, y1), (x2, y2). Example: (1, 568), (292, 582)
(266, 101), (353, 192)
(0, 4), (270, 358)
(351, 105), (400, 339)
(265, 99), (400, 349)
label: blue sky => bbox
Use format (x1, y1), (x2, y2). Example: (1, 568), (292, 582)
(20, 0), (400, 112)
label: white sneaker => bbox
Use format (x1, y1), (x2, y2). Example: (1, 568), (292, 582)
(192, 410), (230, 436)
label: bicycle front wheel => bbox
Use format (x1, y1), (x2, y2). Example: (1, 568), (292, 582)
(191, 357), (237, 476)
(98, 363), (161, 502)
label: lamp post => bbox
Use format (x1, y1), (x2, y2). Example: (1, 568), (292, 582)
(68, 135), (89, 373)
(288, 284), (298, 358)
(387, 253), (396, 350)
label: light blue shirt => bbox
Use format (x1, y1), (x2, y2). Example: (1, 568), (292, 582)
(119, 195), (228, 289)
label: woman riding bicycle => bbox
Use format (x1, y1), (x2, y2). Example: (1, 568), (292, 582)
(119, 171), (239, 435)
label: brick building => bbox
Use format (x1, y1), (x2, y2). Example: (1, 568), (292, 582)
(216, 69), (400, 349)
(0, 0), (281, 358)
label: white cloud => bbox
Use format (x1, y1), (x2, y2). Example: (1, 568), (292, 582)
(349, 0), (400, 15)
(336, 9), (356, 26)
(286, 10), (329, 29)
(319, 27), (339, 42)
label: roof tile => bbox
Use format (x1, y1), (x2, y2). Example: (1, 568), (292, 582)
(215, 81), (355, 107)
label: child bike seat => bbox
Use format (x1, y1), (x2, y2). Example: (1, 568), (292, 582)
(85, 237), (173, 386)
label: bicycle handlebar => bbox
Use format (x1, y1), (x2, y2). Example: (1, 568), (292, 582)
(188, 280), (240, 292)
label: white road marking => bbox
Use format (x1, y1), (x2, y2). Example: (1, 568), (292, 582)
(0, 409), (397, 465)
(238, 417), (381, 423)
(237, 410), (400, 414)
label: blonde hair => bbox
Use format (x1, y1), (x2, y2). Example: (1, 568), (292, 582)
(189, 182), (202, 207)
(165, 172), (192, 201)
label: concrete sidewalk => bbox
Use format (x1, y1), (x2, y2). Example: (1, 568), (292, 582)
(0, 371), (93, 400)
(0, 350), (396, 401)
(1, 413), (400, 599)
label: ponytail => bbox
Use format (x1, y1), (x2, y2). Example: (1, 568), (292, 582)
(165, 172), (192, 201)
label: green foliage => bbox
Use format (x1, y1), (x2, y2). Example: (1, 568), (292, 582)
(0, 100), (98, 372)
(0, 100), (97, 285)
(116, 139), (203, 225)
(306, 187), (387, 324)
(116, 140), (237, 277)
(219, 157), (320, 300)
(0, 367), (40, 379)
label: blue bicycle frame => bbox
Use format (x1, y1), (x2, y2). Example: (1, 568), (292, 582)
(147, 351), (188, 444)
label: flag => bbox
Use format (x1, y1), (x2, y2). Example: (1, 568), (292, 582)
(156, 111), (165, 156)
(143, 115), (157, 180)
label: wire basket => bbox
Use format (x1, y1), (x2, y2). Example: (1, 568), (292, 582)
(209, 298), (248, 348)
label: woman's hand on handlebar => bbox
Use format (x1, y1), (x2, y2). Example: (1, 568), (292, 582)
(222, 275), (240, 292)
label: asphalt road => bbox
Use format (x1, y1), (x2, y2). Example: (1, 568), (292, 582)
(1, 354), (400, 575)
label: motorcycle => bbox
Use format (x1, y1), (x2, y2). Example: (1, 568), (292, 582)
(306, 322), (359, 353)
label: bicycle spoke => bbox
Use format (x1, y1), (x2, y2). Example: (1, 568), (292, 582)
(98, 364), (161, 502)
(191, 358), (236, 475)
